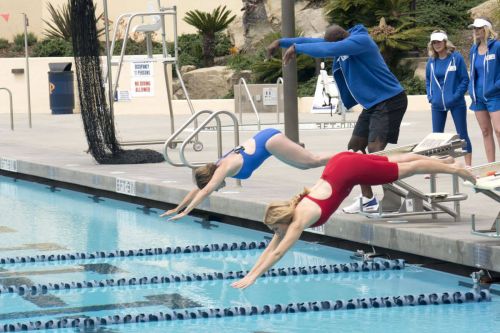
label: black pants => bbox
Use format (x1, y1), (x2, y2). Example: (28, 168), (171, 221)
(352, 91), (408, 144)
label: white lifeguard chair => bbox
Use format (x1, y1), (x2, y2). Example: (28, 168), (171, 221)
(104, 1), (201, 150)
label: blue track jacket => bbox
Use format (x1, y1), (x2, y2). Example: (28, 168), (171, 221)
(469, 39), (500, 103)
(425, 51), (469, 110)
(280, 24), (403, 109)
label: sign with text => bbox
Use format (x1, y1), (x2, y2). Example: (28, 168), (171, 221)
(131, 78), (154, 97)
(262, 87), (277, 106)
(116, 178), (136, 196)
(311, 72), (339, 114)
(130, 62), (154, 97)
(131, 62), (154, 77)
(0, 158), (17, 172)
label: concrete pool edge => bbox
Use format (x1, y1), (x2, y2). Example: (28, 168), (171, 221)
(1, 157), (499, 274)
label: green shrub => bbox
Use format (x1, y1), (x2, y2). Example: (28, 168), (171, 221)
(165, 32), (232, 69)
(394, 64), (426, 95)
(297, 76), (318, 97)
(214, 33), (232, 57)
(112, 39), (148, 56)
(0, 38), (9, 49)
(227, 53), (259, 72)
(401, 76), (426, 95)
(32, 38), (73, 57)
(414, 0), (485, 34)
(13, 32), (38, 47)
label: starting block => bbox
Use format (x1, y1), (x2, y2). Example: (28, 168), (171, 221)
(361, 133), (468, 221)
(466, 162), (500, 238)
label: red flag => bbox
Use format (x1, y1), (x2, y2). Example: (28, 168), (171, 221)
(0, 13), (9, 22)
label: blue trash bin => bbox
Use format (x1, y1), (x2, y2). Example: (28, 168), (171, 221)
(48, 63), (74, 115)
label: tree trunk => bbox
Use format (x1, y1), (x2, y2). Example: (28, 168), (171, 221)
(202, 32), (215, 67)
(242, 0), (269, 50)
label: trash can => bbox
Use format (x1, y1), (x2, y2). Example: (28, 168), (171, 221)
(48, 62), (74, 114)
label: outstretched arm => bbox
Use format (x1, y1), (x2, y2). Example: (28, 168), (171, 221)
(159, 188), (199, 218)
(245, 234), (282, 276)
(231, 223), (303, 289)
(167, 166), (228, 221)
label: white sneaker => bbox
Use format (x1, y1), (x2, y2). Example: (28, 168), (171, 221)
(342, 195), (379, 214)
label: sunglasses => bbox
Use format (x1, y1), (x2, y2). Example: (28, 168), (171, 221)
(473, 27), (485, 30)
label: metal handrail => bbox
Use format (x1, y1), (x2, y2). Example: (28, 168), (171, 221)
(164, 110), (214, 167)
(276, 77), (283, 125)
(179, 111), (239, 169)
(0, 88), (14, 130)
(238, 78), (261, 130)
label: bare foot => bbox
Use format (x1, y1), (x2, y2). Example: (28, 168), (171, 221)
(456, 167), (477, 185)
(439, 156), (455, 164)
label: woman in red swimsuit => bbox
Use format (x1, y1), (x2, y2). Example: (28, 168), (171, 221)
(231, 151), (476, 289)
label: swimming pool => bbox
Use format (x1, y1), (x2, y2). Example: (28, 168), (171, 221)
(0, 174), (498, 332)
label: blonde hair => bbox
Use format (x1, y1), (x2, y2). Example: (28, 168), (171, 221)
(264, 188), (310, 226)
(472, 17), (498, 45)
(194, 163), (218, 189)
(427, 30), (456, 57)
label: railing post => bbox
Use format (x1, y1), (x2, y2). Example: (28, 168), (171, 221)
(0, 88), (14, 130)
(238, 78), (260, 130)
(276, 77), (283, 125)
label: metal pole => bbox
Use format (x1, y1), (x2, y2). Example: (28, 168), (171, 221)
(281, 0), (299, 143)
(276, 77), (283, 125)
(0, 88), (13, 130)
(103, 0), (114, 115)
(22, 13), (32, 128)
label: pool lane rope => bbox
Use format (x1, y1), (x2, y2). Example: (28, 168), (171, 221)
(0, 290), (491, 332)
(0, 259), (405, 296)
(0, 241), (269, 265)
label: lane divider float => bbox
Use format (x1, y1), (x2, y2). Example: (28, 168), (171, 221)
(0, 290), (490, 332)
(0, 241), (269, 265)
(0, 259), (405, 296)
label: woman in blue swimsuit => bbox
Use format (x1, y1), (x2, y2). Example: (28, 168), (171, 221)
(161, 128), (332, 221)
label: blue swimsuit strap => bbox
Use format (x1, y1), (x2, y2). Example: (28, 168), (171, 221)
(215, 146), (245, 165)
(232, 128), (281, 179)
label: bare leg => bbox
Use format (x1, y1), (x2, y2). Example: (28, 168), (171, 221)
(346, 135), (371, 196)
(361, 138), (388, 198)
(388, 153), (454, 164)
(266, 134), (332, 169)
(397, 159), (476, 184)
(491, 110), (500, 158)
(475, 111), (495, 162)
(464, 153), (472, 167)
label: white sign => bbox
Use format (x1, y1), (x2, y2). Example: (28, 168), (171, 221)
(311, 72), (339, 114)
(116, 178), (136, 196)
(0, 158), (18, 172)
(131, 78), (154, 97)
(117, 90), (131, 102)
(263, 87), (277, 106)
(130, 61), (155, 97)
(131, 62), (154, 77)
(308, 224), (325, 235)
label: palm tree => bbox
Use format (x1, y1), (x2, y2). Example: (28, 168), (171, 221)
(43, 1), (105, 40)
(370, 17), (429, 69)
(183, 5), (236, 67)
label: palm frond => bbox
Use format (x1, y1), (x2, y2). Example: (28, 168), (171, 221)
(43, 1), (105, 40)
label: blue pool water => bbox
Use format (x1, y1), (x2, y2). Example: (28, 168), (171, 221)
(0, 175), (498, 332)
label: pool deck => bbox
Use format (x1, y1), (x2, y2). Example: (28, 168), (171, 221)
(1, 108), (499, 272)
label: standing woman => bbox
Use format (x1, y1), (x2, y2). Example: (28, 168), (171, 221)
(426, 30), (472, 166)
(469, 18), (500, 162)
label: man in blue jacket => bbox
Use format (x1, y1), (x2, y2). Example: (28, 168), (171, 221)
(267, 24), (408, 213)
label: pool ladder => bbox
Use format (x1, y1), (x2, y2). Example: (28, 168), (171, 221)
(164, 110), (240, 183)
(0, 88), (13, 130)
